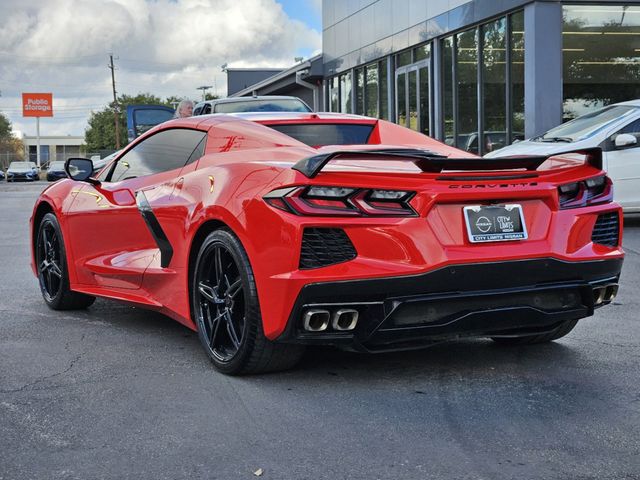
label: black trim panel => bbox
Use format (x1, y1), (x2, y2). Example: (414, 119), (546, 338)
(277, 258), (623, 351)
(135, 190), (173, 268)
(292, 147), (604, 178)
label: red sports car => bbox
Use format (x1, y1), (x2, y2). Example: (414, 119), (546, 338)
(31, 113), (624, 375)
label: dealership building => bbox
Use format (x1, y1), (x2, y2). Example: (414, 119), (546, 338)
(232, 1), (640, 155)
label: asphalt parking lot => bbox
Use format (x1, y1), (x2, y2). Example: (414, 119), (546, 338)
(0, 182), (638, 480)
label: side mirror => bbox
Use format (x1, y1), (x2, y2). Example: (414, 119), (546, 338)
(614, 133), (637, 149)
(65, 158), (98, 184)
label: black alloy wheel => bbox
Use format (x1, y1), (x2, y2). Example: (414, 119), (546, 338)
(192, 229), (304, 375)
(36, 213), (95, 310)
(194, 240), (246, 363)
(37, 220), (64, 302)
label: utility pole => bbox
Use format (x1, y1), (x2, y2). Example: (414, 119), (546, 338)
(108, 54), (120, 149)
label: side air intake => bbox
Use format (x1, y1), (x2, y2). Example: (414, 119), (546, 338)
(592, 212), (620, 247)
(299, 228), (356, 269)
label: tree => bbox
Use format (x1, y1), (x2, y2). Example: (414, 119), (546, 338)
(0, 112), (24, 168)
(0, 111), (12, 138)
(84, 93), (178, 152)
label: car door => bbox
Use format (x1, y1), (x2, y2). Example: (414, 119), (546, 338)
(604, 117), (640, 210)
(126, 105), (176, 142)
(65, 128), (207, 290)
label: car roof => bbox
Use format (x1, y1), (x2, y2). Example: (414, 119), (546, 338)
(195, 96), (305, 106)
(611, 99), (640, 108)
(159, 113), (378, 131)
(229, 111), (378, 124)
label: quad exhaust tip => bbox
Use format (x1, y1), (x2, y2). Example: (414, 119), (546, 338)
(332, 309), (359, 331)
(593, 284), (618, 306)
(302, 309), (330, 332)
(302, 308), (360, 332)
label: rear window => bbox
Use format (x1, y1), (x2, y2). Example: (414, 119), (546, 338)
(133, 109), (175, 137)
(214, 99), (311, 113)
(266, 123), (375, 146)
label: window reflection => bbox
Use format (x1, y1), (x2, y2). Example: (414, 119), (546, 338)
(511, 10), (525, 143)
(563, 5), (640, 121)
(330, 77), (339, 112)
(408, 69), (418, 131)
(443, 36), (455, 145)
(365, 63), (379, 118)
(397, 71), (407, 126)
(457, 28), (479, 152)
(483, 18), (507, 154)
(419, 66), (429, 136)
(340, 72), (353, 114)
(355, 68), (365, 115)
(379, 60), (388, 119)
(442, 13), (523, 153)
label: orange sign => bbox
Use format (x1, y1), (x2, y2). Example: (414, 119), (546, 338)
(22, 93), (53, 117)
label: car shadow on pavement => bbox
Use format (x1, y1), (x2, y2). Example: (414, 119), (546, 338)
(292, 340), (581, 381)
(54, 297), (590, 384)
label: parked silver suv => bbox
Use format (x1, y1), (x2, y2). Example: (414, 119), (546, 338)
(193, 95), (312, 115)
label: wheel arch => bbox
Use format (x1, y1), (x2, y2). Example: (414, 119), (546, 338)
(31, 201), (55, 270)
(186, 219), (231, 327)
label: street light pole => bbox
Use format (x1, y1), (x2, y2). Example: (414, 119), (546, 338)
(196, 85), (213, 101)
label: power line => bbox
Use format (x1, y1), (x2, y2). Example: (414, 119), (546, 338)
(0, 51), (106, 61)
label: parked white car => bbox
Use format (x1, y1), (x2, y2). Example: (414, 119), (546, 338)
(91, 150), (120, 173)
(486, 100), (640, 212)
(6, 161), (39, 182)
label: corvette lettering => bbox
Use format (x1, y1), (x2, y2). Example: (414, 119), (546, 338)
(449, 183), (538, 188)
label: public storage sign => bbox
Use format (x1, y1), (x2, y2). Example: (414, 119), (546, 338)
(22, 93), (53, 117)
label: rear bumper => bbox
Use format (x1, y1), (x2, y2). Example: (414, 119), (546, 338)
(276, 258), (623, 352)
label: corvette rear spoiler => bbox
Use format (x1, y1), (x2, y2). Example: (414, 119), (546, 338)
(292, 147), (603, 179)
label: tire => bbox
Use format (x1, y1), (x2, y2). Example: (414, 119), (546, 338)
(490, 318), (579, 346)
(36, 213), (95, 310)
(191, 228), (304, 375)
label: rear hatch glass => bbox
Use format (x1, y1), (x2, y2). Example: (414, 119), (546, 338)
(267, 123), (374, 146)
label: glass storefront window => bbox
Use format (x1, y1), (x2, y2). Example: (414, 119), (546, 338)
(443, 36), (455, 145)
(340, 72), (353, 114)
(456, 28), (479, 152)
(365, 63), (379, 118)
(329, 77), (339, 112)
(414, 44), (431, 62)
(397, 71), (407, 126)
(563, 5), (640, 121)
(511, 10), (525, 143)
(355, 68), (365, 115)
(419, 66), (429, 136)
(396, 50), (412, 68)
(440, 12), (523, 153)
(482, 18), (507, 154)
(380, 60), (389, 120)
(408, 70), (418, 131)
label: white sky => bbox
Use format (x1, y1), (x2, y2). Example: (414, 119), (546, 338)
(0, 0), (322, 137)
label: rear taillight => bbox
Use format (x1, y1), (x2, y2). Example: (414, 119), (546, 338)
(264, 186), (416, 217)
(558, 175), (613, 209)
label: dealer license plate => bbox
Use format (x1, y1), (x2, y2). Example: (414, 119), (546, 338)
(463, 204), (528, 243)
